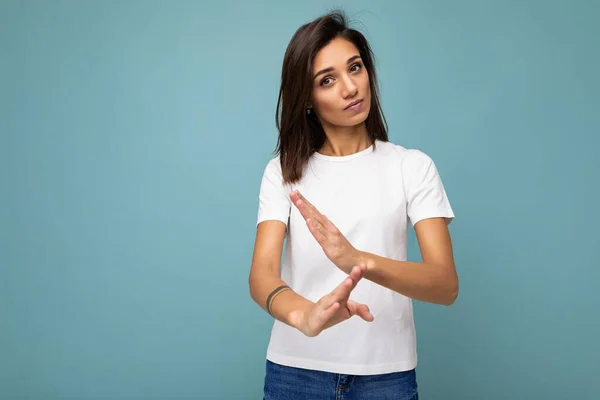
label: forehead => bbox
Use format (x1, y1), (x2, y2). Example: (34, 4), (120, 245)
(312, 37), (360, 71)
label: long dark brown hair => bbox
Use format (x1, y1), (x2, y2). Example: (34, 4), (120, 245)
(274, 10), (388, 184)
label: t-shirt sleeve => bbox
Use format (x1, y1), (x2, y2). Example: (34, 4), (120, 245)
(402, 149), (455, 226)
(256, 158), (291, 228)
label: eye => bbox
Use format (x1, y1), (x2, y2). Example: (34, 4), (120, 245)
(320, 76), (334, 87)
(349, 62), (363, 73)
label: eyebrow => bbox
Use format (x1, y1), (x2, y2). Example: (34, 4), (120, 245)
(313, 55), (362, 80)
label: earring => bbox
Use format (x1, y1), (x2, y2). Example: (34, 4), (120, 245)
(306, 108), (311, 115)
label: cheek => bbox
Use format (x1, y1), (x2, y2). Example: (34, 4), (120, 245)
(313, 90), (339, 114)
(361, 75), (371, 96)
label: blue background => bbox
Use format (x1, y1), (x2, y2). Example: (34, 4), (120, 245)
(2, 0), (598, 399)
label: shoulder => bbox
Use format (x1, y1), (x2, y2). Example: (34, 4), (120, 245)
(375, 140), (436, 169)
(262, 155), (283, 177)
(259, 155), (291, 190)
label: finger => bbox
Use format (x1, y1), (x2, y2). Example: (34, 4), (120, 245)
(321, 304), (353, 331)
(321, 214), (339, 235)
(290, 191), (327, 225)
(290, 191), (316, 219)
(348, 263), (367, 282)
(316, 301), (341, 326)
(306, 217), (328, 243)
(330, 265), (365, 300)
(323, 277), (354, 307)
(321, 264), (367, 309)
(332, 264), (369, 303)
(347, 300), (374, 322)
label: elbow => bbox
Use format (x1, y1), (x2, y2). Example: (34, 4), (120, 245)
(443, 279), (459, 306)
(443, 289), (458, 306)
(248, 273), (258, 304)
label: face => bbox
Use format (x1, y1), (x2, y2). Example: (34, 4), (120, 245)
(309, 37), (371, 129)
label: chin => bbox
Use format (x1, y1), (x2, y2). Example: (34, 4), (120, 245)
(338, 111), (369, 127)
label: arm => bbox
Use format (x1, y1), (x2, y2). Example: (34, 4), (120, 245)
(358, 217), (458, 306)
(248, 220), (374, 336)
(251, 159), (373, 336)
(248, 220), (312, 329)
(291, 190), (458, 306)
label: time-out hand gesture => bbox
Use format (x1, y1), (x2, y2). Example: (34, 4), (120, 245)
(290, 190), (360, 274)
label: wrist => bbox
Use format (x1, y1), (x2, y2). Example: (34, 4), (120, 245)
(356, 250), (376, 274)
(341, 248), (367, 273)
(287, 301), (312, 332)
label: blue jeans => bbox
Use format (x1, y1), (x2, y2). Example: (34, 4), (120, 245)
(263, 360), (418, 400)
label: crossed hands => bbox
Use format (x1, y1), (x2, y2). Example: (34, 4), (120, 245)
(290, 190), (374, 337)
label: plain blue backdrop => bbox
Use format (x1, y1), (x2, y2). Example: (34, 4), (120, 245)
(2, 0), (598, 399)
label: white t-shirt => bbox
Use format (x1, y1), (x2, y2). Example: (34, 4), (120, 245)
(256, 139), (455, 375)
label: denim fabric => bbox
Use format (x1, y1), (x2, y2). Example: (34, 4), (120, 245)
(263, 360), (418, 400)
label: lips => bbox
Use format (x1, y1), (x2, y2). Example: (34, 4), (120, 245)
(344, 99), (363, 110)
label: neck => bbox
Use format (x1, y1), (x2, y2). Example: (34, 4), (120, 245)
(318, 123), (372, 157)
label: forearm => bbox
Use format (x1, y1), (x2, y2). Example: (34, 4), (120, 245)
(249, 274), (313, 328)
(358, 251), (459, 305)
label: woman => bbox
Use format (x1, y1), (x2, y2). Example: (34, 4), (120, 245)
(249, 10), (458, 400)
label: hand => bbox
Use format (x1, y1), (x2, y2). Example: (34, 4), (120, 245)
(295, 264), (374, 337)
(290, 190), (361, 273)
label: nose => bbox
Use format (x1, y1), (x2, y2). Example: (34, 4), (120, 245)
(341, 75), (358, 99)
